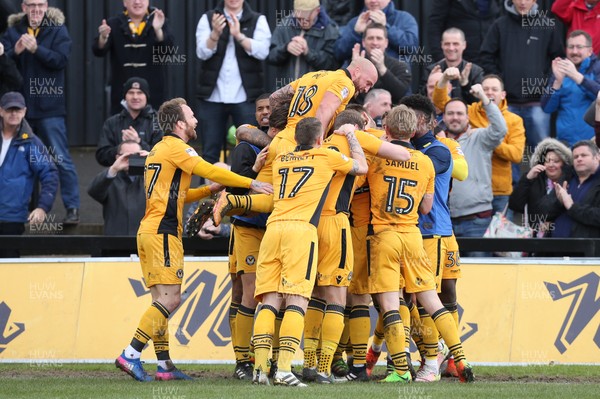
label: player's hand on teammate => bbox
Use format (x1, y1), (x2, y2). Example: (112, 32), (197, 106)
(252, 146), (269, 173)
(249, 180), (273, 194)
(333, 123), (356, 136)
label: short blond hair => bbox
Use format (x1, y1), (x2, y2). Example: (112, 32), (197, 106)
(385, 105), (417, 140)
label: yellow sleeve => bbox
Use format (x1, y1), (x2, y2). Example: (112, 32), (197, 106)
(492, 116), (526, 163)
(432, 85), (451, 114)
(355, 130), (383, 156)
(185, 186), (213, 204)
(327, 74), (354, 103)
(192, 158), (253, 189)
(425, 158), (435, 195)
(171, 141), (203, 174)
(452, 157), (469, 181)
(326, 149), (354, 175)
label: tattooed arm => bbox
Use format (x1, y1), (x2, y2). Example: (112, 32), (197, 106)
(335, 123), (367, 175)
(269, 84), (295, 109)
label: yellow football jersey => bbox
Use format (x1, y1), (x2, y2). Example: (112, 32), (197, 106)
(349, 182), (371, 228)
(287, 69), (355, 132)
(320, 131), (382, 216)
(367, 146), (435, 231)
(138, 135), (203, 237)
(269, 147), (354, 226)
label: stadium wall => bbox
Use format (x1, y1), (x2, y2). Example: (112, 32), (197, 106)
(0, 258), (599, 364)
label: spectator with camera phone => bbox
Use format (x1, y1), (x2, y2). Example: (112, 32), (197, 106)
(88, 140), (147, 236)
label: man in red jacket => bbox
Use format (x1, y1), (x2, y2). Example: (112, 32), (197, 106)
(552, 0), (600, 54)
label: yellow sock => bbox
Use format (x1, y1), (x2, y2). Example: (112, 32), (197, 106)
(382, 310), (407, 373)
(349, 305), (370, 366)
(144, 302), (170, 360)
(419, 308), (439, 363)
(303, 297), (326, 369)
(372, 312), (385, 349)
(334, 306), (351, 361)
(399, 299), (411, 350)
(235, 305), (256, 363)
(444, 302), (459, 328)
(252, 304), (277, 372)
(271, 310), (284, 363)
(227, 193), (274, 214)
(318, 304), (345, 374)
(229, 301), (240, 360)
(432, 308), (465, 362)
(409, 302), (424, 359)
(130, 302), (169, 353)
(278, 305), (306, 372)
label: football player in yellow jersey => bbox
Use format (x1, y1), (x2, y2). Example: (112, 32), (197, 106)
(115, 98), (273, 382)
(299, 110), (410, 383)
(367, 105), (474, 383)
(436, 133), (468, 378)
(252, 117), (368, 387)
(210, 58), (379, 224)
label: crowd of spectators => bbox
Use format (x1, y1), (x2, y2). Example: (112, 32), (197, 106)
(1, 0), (600, 255)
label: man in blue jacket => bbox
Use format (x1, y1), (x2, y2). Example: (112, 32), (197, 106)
(334, 0), (418, 63)
(542, 30), (600, 146)
(0, 91), (58, 257)
(1, 1), (80, 224)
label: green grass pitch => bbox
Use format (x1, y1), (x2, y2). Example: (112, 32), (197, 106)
(0, 364), (599, 399)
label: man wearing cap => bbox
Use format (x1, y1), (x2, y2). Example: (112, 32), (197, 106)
(96, 77), (163, 167)
(1, 1), (80, 224)
(0, 91), (58, 257)
(268, 0), (339, 88)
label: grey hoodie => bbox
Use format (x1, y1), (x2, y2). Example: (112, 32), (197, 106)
(449, 102), (508, 217)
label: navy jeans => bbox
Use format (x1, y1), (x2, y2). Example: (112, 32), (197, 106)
(452, 216), (492, 257)
(197, 100), (256, 164)
(29, 117), (80, 209)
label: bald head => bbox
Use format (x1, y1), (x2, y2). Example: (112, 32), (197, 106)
(347, 57), (378, 94)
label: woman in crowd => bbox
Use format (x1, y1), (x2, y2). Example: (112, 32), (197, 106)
(509, 138), (572, 237)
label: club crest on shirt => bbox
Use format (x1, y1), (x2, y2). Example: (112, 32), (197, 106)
(341, 87), (349, 100)
(185, 148), (198, 157)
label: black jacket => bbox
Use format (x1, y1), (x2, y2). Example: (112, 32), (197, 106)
(480, 1), (564, 103)
(92, 7), (175, 115)
(372, 55), (411, 105)
(428, 0), (502, 66)
(268, 8), (340, 88)
(422, 59), (484, 104)
(538, 168), (600, 238)
(95, 105), (163, 167)
(87, 170), (146, 236)
(2, 8), (70, 118)
(0, 53), (22, 97)
(509, 137), (573, 232)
